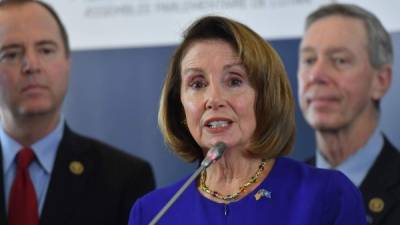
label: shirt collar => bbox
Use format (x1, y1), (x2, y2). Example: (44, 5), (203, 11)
(316, 126), (383, 187)
(1, 118), (65, 175)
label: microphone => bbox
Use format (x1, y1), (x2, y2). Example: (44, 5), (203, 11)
(148, 142), (226, 225)
(200, 142), (226, 168)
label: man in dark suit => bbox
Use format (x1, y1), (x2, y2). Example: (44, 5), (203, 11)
(0, 1), (155, 225)
(297, 3), (400, 225)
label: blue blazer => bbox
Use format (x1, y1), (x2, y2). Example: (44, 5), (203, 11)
(129, 157), (366, 225)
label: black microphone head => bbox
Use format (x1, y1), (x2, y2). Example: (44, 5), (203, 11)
(201, 142), (226, 168)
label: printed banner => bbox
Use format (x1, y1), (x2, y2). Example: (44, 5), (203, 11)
(46, 0), (400, 50)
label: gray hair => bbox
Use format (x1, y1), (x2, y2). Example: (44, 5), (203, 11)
(306, 3), (393, 69)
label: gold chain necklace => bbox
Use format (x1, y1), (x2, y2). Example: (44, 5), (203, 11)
(199, 158), (266, 202)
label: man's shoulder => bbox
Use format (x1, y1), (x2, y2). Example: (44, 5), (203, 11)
(360, 137), (400, 225)
(61, 126), (152, 169)
(364, 137), (400, 183)
(369, 137), (400, 174)
(381, 137), (400, 160)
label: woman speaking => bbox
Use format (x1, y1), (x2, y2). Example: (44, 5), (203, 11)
(128, 15), (366, 225)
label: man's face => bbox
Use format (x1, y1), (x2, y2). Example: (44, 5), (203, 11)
(298, 15), (385, 132)
(0, 2), (69, 120)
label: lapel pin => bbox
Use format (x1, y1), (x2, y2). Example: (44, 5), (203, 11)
(254, 189), (271, 201)
(69, 161), (84, 175)
(369, 197), (384, 213)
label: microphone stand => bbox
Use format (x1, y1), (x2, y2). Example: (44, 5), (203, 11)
(148, 142), (226, 225)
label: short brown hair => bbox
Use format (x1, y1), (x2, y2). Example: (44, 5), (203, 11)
(0, 0), (70, 57)
(158, 16), (295, 162)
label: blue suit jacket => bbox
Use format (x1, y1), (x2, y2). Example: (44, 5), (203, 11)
(129, 157), (366, 225)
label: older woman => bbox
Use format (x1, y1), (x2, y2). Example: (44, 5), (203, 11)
(128, 16), (366, 225)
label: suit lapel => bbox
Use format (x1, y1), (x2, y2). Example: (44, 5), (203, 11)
(360, 138), (400, 224)
(40, 126), (93, 225)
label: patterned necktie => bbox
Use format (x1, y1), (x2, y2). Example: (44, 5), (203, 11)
(8, 147), (39, 225)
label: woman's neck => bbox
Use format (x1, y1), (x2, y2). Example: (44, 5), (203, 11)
(199, 152), (275, 203)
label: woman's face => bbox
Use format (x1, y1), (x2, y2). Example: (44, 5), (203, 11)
(180, 39), (256, 152)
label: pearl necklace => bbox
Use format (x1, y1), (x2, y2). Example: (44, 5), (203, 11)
(199, 159), (266, 202)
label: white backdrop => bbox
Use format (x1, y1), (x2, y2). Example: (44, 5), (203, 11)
(47, 0), (400, 50)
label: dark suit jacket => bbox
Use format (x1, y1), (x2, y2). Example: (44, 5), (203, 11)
(0, 126), (155, 225)
(306, 137), (400, 225)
